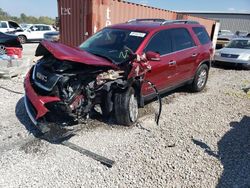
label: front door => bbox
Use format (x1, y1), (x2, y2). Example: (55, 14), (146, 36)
(142, 29), (176, 96)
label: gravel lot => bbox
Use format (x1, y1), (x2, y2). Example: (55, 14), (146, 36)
(0, 43), (249, 187)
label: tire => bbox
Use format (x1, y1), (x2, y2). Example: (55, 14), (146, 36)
(0, 45), (6, 55)
(18, 35), (27, 44)
(100, 91), (113, 118)
(190, 64), (209, 92)
(114, 87), (138, 126)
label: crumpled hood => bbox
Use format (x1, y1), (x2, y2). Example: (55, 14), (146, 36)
(35, 40), (118, 69)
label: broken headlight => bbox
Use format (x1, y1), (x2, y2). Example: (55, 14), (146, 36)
(96, 70), (124, 85)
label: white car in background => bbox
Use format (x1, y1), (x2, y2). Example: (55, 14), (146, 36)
(15, 24), (56, 43)
(0, 21), (21, 33)
(214, 38), (250, 69)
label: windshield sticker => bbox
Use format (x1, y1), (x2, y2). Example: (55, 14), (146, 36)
(119, 50), (129, 59)
(129, 32), (146, 38)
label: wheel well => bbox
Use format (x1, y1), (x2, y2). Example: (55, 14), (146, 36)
(18, 34), (27, 38)
(200, 60), (211, 70)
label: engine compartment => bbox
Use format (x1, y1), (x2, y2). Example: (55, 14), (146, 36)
(30, 55), (129, 124)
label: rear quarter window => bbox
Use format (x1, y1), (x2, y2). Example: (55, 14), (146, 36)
(0, 22), (7, 28)
(192, 27), (211, 45)
(42, 26), (51, 31)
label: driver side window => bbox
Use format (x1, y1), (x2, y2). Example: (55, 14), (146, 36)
(144, 30), (172, 55)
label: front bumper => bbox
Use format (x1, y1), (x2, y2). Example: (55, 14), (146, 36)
(214, 55), (250, 68)
(24, 71), (61, 131)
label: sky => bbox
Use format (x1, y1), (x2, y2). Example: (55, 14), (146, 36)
(0, 0), (250, 18)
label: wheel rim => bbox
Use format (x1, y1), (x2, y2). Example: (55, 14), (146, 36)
(129, 94), (138, 122)
(197, 69), (207, 88)
(0, 45), (6, 55)
(18, 36), (25, 44)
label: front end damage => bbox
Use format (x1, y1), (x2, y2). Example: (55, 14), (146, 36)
(24, 41), (152, 133)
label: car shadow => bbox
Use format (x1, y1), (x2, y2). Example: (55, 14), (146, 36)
(15, 97), (115, 167)
(192, 116), (250, 187)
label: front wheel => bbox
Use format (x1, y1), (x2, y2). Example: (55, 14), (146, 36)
(114, 87), (138, 126)
(190, 64), (209, 92)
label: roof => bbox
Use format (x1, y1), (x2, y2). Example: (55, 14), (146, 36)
(108, 20), (201, 32)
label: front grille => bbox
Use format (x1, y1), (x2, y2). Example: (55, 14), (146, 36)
(221, 53), (239, 58)
(30, 67), (60, 97)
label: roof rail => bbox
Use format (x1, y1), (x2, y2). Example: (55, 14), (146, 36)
(127, 18), (166, 23)
(161, 20), (200, 25)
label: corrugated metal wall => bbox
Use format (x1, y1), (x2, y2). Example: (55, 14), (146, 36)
(92, 0), (177, 34)
(183, 15), (215, 36)
(58, 0), (93, 46)
(58, 0), (216, 47)
(180, 13), (250, 34)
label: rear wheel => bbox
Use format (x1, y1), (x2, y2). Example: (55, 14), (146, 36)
(0, 45), (6, 55)
(190, 64), (209, 92)
(114, 87), (138, 126)
(18, 35), (27, 44)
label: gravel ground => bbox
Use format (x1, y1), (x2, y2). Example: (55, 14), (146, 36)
(0, 44), (250, 187)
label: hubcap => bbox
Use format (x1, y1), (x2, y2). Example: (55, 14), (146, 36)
(197, 69), (207, 88)
(0, 45), (6, 55)
(129, 94), (138, 122)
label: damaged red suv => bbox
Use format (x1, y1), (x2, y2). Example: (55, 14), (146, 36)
(24, 19), (213, 133)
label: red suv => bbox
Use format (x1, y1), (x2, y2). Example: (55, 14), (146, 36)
(24, 19), (213, 133)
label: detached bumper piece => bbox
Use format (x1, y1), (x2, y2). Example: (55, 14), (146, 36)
(24, 96), (50, 133)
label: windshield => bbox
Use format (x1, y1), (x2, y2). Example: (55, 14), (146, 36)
(226, 39), (250, 49)
(79, 28), (147, 64)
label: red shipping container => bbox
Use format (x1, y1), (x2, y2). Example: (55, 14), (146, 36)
(58, 0), (177, 46)
(5, 47), (22, 59)
(57, 0), (216, 47)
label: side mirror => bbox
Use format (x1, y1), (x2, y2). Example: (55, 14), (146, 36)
(146, 51), (161, 61)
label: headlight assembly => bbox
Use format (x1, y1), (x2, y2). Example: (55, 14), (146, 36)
(96, 70), (124, 85)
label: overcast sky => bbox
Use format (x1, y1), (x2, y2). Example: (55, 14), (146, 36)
(0, 0), (250, 18)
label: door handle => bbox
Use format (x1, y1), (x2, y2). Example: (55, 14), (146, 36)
(191, 53), (197, 57)
(168, 60), (176, 66)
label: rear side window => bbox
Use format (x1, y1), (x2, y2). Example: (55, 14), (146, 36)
(144, 30), (172, 55)
(171, 28), (195, 51)
(0, 22), (7, 28)
(42, 26), (51, 31)
(192, 27), (211, 45)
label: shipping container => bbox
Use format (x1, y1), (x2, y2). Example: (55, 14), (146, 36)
(179, 14), (216, 37)
(57, 0), (216, 47)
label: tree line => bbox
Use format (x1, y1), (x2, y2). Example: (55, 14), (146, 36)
(0, 8), (55, 25)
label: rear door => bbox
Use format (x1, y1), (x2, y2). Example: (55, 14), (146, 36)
(28, 25), (41, 39)
(142, 29), (176, 96)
